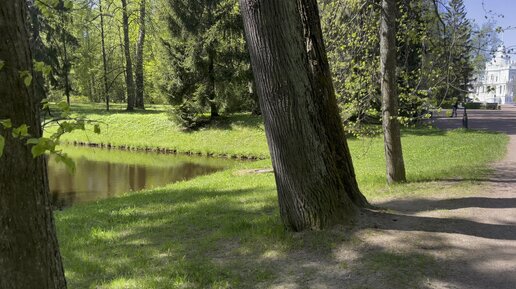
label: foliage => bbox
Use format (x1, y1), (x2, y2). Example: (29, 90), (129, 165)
(161, 0), (254, 126)
(320, 0), (476, 136)
(0, 101), (101, 173)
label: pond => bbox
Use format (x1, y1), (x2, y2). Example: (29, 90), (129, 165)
(47, 146), (236, 209)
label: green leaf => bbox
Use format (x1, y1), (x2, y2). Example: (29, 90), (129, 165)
(55, 153), (76, 174)
(0, 60), (4, 71)
(30, 137), (55, 157)
(93, 124), (101, 134)
(34, 61), (52, 76)
(0, 135), (4, 158)
(26, 138), (40, 145)
(24, 74), (32, 86)
(64, 0), (74, 9)
(12, 124), (29, 138)
(31, 143), (47, 158)
(19, 71), (32, 87)
(0, 119), (12, 129)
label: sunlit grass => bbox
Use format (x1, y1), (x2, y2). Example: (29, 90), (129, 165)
(53, 104), (508, 288)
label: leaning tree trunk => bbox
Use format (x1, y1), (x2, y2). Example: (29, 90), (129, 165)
(134, 0), (146, 109)
(121, 0), (136, 111)
(0, 1), (67, 288)
(380, 0), (406, 183)
(239, 0), (369, 231)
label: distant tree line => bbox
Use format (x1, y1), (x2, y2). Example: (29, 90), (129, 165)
(28, 0), (497, 129)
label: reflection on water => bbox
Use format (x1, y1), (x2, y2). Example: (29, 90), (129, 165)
(47, 148), (230, 209)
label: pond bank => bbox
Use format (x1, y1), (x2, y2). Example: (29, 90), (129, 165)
(64, 140), (264, 160)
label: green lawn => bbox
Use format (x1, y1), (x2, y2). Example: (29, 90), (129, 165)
(52, 104), (508, 288)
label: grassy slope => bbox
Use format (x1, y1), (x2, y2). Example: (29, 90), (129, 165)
(52, 104), (508, 288)
(50, 103), (269, 159)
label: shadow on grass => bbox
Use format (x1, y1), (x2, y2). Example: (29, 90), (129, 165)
(378, 197), (516, 213)
(58, 178), (516, 288)
(177, 114), (265, 133)
(47, 103), (167, 116)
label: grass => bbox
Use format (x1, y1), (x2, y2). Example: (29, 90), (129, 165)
(51, 103), (509, 288)
(48, 103), (269, 159)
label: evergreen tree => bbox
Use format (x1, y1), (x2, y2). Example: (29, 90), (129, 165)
(443, 0), (474, 101)
(163, 0), (252, 127)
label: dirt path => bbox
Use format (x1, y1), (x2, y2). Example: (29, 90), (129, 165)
(266, 107), (516, 289)
(359, 106), (516, 288)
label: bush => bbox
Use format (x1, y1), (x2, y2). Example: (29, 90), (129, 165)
(464, 102), (481, 109)
(485, 103), (499, 110)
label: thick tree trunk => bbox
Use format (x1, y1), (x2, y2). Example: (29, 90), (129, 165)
(0, 1), (67, 288)
(99, 0), (110, 111)
(380, 0), (406, 183)
(121, 0), (136, 111)
(135, 0), (146, 109)
(239, 0), (368, 231)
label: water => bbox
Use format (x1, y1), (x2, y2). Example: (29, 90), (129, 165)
(47, 147), (234, 209)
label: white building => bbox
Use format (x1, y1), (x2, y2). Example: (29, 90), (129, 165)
(469, 45), (516, 104)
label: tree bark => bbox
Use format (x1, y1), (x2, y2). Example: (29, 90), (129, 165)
(61, 10), (71, 105)
(207, 42), (219, 118)
(0, 1), (67, 288)
(99, 0), (110, 111)
(380, 0), (406, 183)
(135, 0), (146, 109)
(239, 0), (368, 231)
(206, 6), (219, 119)
(248, 80), (261, 115)
(121, 0), (136, 111)
(28, 0), (47, 104)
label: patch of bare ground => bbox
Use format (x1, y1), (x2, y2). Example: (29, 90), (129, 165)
(237, 109), (516, 288)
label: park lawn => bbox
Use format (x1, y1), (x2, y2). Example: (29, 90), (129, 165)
(53, 104), (508, 288)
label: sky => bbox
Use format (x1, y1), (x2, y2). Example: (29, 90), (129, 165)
(463, 0), (516, 53)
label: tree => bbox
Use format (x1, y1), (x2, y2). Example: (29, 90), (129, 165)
(99, 0), (111, 110)
(121, 0), (136, 110)
(443, 0), (473, 100)
(135, 0), (146, 109)
(0, 0), (67, 287)
(164, 0), (252, 126)
(380, 0), (406, 183)
(239, 0), (369, 231)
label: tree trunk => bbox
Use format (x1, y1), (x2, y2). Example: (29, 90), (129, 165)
(248, 80), (261, 115)
(0, 1), (67, 288)
(28, 0), (47, 104)
(60, 10), (71, 105)
(207, 43), (219, 118)
(239, 0), (368, 231)
(99, 0), (110, 111)
(380, 0), (406, 183)
(135, 0), (146, 109)
(121, 0), (136, 111)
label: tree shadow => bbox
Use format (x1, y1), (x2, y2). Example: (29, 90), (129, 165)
(57, 181), (516, 289)
(379, 197), (516, 213)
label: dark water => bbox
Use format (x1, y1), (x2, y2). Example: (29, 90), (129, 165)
(47, 148), (232, 209)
